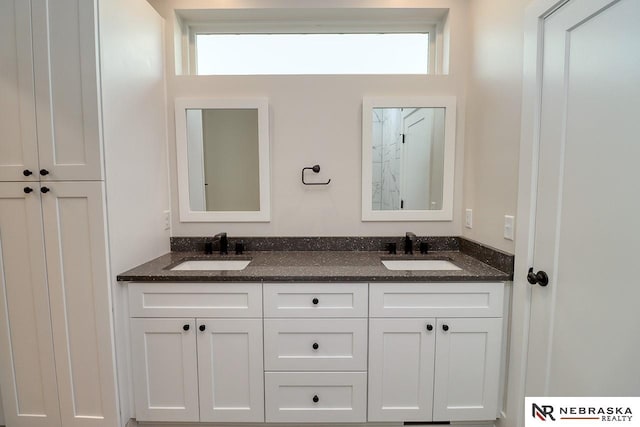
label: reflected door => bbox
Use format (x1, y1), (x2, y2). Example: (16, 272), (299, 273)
(401, 108), (431, 210)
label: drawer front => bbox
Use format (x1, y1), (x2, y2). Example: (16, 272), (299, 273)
(370, 282), (505, 318)
(264, 319), (367, 371)
(263, 283), (368, 318)
(264, 372), (367, 422)
(128, 282), (262, 318)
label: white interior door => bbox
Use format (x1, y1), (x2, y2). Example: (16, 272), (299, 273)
(0, 183), (60, 427)
(526, 0), (640, 396)
(401, 108), (431, 210)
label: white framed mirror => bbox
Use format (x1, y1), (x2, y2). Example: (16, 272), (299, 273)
(362, 96), (456, 221)
(175, 97), (270, 222)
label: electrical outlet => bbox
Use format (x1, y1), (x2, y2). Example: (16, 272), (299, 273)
(163, 210), (171, 231)
(504, 215), (515, 241)
(465, 209), (473, 229)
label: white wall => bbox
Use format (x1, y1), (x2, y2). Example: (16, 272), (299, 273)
(98, 0), (170, 424)
(150, 0), (470, 237)
(463, 0), (532, 254)
(0, 388), (4, 425)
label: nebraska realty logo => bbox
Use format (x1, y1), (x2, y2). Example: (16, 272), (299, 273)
(525, 398), (639, 426)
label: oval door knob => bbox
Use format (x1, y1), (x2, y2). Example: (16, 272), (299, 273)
(40, 186), (50, 193)
(442, 324), (449, 332)
(183, 324), (190, 331)
(527, 268), (549, 287)
(312, 342), (319, 350)
(199, 324), (206, 332)
(312, 298), (319, 305)
(426, 324), (433, 331)
(23, 169), (33, 176)
(312, 395), (319, 403)
(24, 187), (34, 194)
(40, 169), (49, 176)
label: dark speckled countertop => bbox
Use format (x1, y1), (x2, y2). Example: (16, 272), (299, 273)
(117, 250), (511, 282)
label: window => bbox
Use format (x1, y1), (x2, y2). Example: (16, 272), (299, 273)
(194, 33), (431, 75)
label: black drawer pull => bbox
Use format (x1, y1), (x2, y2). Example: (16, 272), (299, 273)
(199, 324), (206, 332)
(24, 187), (33, 194)
(183, 324), (190, 331)
(312, 342), (319, 350)
(312, 298), (319, 305)
(442, 324), (449, 332)
(426, 324), (433, 331)
(313, 395), (319, 403)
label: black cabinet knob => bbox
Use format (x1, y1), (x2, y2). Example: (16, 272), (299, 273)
(312, 298), (319, 305)
(312, 342), (319, 350)
(41, 186), (50, 193)
(527, 268), (549, 287)
(426, 324), (433, 331)
(23, 169), (33, 176)
(199, 324), (206, 332)
(24, 187), (34, 194)
(312, 395), (319, 403)
(40, 169), (49, 176)
(442, 324), (449, 332)
(183, 324), (190, 331)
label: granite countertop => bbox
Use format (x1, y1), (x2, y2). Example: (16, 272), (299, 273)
(117, 250), (511, 282)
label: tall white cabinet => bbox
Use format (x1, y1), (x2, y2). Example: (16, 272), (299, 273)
(0, 0), (170, 426)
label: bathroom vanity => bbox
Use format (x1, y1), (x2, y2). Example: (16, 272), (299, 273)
(119, 239), (512, 425)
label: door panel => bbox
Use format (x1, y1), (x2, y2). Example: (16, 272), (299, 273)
(31, 0), (102, 181)
(130, 318), (199, 422)
(0, 0), (39, 181)
(368, 318), (436, 421)
(41, 182), (118, 427)
(0, 183), (60, 427)
(527, 0), (640, 396)
(197, 319), (264, 422)
(433, 318), (502, 421)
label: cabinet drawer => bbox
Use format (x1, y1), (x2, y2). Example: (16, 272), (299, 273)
(263, 283), (368, 317)
(128, 282), (262, 318)
(264, 319), (367, 371)
(370, 282), (504, 318)
(264, 372), (367, 422)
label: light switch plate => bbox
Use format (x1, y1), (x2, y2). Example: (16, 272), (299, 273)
(504, 215), (515, 240)
(465, 209), (473, 229)
(163, 210), (171, 231)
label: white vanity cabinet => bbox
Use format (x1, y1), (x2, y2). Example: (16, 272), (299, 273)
(128, 283), (264, 423)
(368, 282), (505, 422)
(263, 283), (369, 423)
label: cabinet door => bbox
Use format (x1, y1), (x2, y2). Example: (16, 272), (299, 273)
(197, 319), (264, 422)
(0, 183), (60, 427)
(0, 0), (39, 181)
(433, 318), (502, 421)
(41, 182), (118, 427)
(368, 318), (436, 422)
(130, 318), (199, 422)
(31, 0), (102, 181)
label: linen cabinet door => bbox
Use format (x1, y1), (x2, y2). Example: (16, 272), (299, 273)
(40, 182), (118, 427)
(368, 318), (436, 422)
(130, 318), (199, 422)
(0, 0), (39, 181)
(0, 183), (60, 427)
(197, 319), (264, 422)
(433, 318), (502, 421)
(31, 0), (103, 181)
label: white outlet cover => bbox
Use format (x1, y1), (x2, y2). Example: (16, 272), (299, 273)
(465, 209), (473, 229)
(504, 215), (515, 240)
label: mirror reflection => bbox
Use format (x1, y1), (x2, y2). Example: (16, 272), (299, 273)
(371, 107), (445, 211)
(186, 108), (260, 212)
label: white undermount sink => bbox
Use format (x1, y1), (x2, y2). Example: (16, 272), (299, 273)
(381, 259), (462, 271)
(170, 260), (251, 271)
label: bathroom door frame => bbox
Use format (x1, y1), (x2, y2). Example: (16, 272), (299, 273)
(506, 1), (573, 427)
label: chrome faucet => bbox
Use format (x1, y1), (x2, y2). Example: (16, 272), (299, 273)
(213, 232), (228, 255)
(404, 232), (416, 255)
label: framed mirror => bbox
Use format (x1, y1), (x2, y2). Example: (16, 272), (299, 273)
(361, 96), (456, 221)
(175, 98), (270, 222)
